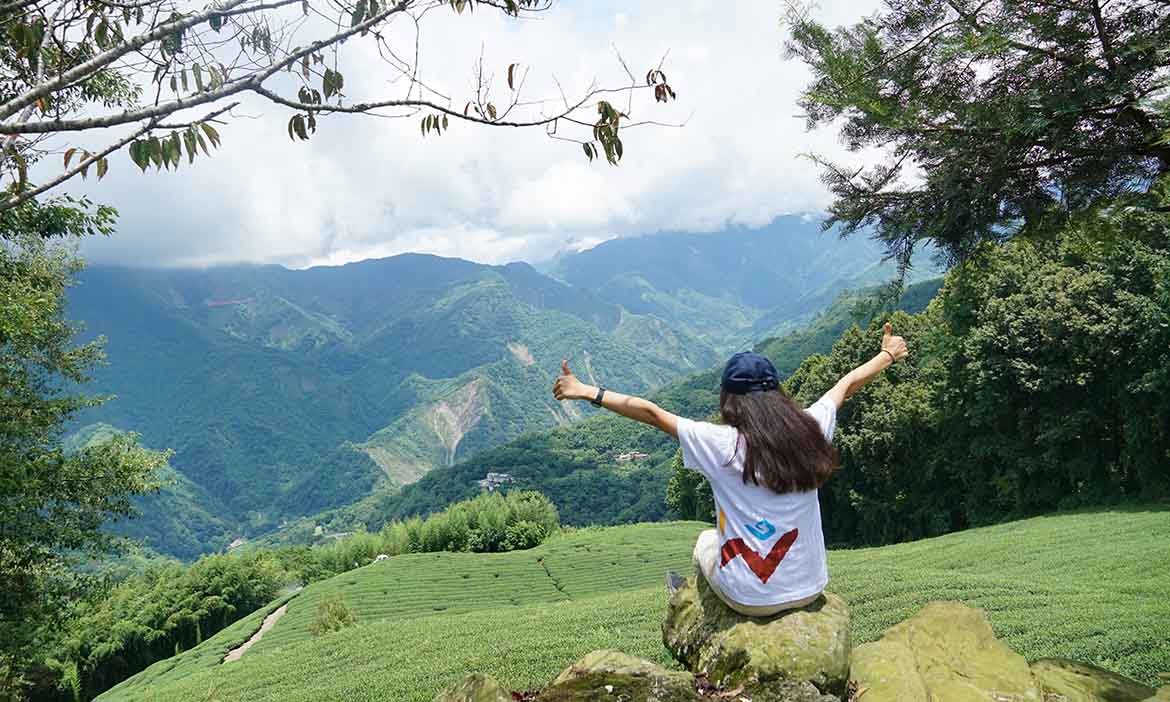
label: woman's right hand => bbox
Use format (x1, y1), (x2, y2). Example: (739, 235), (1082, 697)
(553, 359), (590, 401)
(881, 322), (909, 363)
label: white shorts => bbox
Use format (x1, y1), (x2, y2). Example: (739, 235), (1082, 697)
(692, 528), (820, 617)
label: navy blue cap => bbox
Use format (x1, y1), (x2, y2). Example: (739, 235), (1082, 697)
(721, 351), (780, 395)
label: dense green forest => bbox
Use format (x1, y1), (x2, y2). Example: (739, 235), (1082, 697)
(668, 202), (1170, 544)
(253, 277), (944, 547)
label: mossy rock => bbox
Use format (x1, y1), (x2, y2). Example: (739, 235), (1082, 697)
(850, 601), (1041, 702)
(539, 649), (701, 702)
(432, 672), (513, 702)
(661, 576), (850, 695)
(1146, 687), (1170, 701)
(738, 680), (842, 702)
(1032, 659), (1154, 702)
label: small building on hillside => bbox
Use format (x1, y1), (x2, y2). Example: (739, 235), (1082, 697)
(616, 451), (650, 462)
(477, 472), (514, 491)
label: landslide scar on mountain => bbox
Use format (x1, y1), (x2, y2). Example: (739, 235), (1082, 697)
(357, 379), (486, 485)
(359, 446), (431, 486)
(430, 379), (485, 466)
(507, 342), (535, 366)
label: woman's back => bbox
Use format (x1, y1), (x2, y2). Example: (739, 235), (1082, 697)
(676, 396), (836, 607)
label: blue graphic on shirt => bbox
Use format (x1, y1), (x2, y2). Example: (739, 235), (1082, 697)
(745, 519), (776, 540)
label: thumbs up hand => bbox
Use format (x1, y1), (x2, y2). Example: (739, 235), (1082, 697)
(881, 322), (909, 363)
(553, 358), (590, 401)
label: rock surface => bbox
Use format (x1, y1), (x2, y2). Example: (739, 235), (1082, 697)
(432, 672), (513, 702)
(662, 575), (850, 694)
(1031, 658), (1154, 702)
(850, 601), (1041, 702)
(539, 649), (701, 702)
(736, 681), (842, 702)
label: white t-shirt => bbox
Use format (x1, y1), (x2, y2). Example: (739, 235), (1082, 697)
(676, 396), (837, 607)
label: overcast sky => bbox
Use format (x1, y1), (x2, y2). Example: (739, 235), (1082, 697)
(65, 1), (882, 268)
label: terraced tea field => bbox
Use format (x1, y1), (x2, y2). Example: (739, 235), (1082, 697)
(100, 508), (1170, 702)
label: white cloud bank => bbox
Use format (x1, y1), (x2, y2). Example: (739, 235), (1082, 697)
(66, 0), (882, 268)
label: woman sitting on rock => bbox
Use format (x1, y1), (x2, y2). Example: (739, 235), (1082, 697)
(553, 323), (908, 617)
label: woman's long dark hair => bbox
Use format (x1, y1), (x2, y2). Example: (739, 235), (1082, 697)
(720, 388), (838, 493)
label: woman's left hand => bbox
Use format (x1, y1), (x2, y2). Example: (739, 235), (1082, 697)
(553, 359), (589, 401)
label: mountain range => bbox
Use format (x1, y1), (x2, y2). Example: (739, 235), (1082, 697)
(68, 216), (921, 558)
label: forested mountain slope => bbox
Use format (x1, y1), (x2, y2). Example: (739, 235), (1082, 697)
(69, 256), (716, 557)
(68, 224), (907, 559)
(70, 225), (898, 558)
(255, 278), (942, 547)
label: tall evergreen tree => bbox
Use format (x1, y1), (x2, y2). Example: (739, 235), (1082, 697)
(785, 0), (1170, 265)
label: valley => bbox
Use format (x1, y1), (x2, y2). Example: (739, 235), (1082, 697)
(68, 218), (905, 558)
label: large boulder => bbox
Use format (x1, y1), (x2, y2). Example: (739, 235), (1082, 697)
(662, 575), (850, 695)
(850, 601), (1041, 702)
(432, 672), (513, 702)
(1031, 659), (1154, 702)
(538, 649), (702, 702)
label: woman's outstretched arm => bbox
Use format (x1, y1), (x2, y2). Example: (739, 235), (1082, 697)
(821, 322), (909, 410)
(553, 360), (679, 439)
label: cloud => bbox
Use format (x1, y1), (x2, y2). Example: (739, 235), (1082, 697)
(60, 0), (882, 268)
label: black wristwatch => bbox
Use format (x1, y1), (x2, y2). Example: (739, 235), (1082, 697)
(591, 386), (607, 407)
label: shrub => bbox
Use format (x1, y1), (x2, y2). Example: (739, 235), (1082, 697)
(308, 596), (357, 637)
(502, 521), (547, 551)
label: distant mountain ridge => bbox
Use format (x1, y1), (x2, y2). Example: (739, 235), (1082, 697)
(549, 218), (925, 350)
(69, 218), (902, 558)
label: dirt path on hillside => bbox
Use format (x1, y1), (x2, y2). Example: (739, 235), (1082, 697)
(223, 603), (288, 663)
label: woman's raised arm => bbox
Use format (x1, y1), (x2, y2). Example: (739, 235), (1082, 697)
(821, 322), (909, 410)
(553, 360), (680, 439)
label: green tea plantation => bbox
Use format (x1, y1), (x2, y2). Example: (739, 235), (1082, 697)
(99, 508), (1170, 702)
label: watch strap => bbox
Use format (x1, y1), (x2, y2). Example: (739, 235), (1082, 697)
(591, 387), (607, 407)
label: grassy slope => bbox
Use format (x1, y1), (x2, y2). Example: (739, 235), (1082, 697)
(101, 508), (1170, 702)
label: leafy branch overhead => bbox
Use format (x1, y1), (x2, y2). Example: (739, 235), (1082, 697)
(0, 0), (680, 212)
(784, 0), (1170, 268)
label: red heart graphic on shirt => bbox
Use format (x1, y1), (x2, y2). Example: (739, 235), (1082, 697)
(719, 528), (799, 584)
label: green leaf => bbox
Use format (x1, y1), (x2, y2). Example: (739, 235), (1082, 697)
(193, 63), (204, 92)
(199, 123), (221, 148)
(148, 137), (163, 169)
(209, 13), (223, 32)
(183, 129), (196, 163)
(96, 157), (109, 180)
(507, 63), (516, 90)
(441, 114), (448, 130)
(351, 0), (367, 27)
(129, 140), (149, 172)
